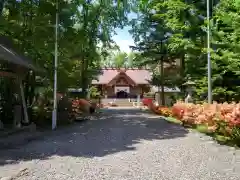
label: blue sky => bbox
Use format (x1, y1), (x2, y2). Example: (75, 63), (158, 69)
(112, 26), (134, 53)
(112, 13), (137, 53)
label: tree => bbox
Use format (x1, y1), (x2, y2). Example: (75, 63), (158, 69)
(1, 0), (131, 92)
(0, 0), (132, 123)
(130, 0), (240, 103)
(129, 1), (179, 105)
(68, 0), (131, 97)
(206, 0), (240, 102)
(113, 51), (128, 68)
(100, 51), (142, 68)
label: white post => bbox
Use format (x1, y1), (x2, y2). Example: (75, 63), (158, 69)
(20, 81), (29, 123)
(207, 0), (212, 104)
(137, 94), (140, 108)
(52, 0), (58, 130)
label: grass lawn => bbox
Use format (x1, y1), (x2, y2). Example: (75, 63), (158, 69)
(164, 116), (182, 125)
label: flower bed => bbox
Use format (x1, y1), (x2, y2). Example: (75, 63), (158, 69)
(148, 102), (172, 117)
(148, 101), (240, 146)
(72, 98), (97, 116)
(142, 98), (154, 107)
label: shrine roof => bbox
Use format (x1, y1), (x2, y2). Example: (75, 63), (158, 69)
(92, 68), (152, 85)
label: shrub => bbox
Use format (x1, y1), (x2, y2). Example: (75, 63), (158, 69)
(142, 98), (154, 106)
(147, 101), (172, 117)
(58, 96), (74, 124)
(72, 98), (96, 115)
(157, 107), (172, 117)
(172, 102), (186, 120)
(172, 101), (219, 126)
(32, 95), (74, 127)
(148, 100), (240, 145)
(88, 86), (101, 99)
(148, 101), (159, 113)
(171, 101), (240, 144)
(231, 127), (240, 146)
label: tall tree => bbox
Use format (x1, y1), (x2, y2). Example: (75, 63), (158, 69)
(130, 0), (240, 103)
(69, 0), (131, 97)
(0, 0), (138, 127)
(113, 52), (128, 68)
(130, 1), (178, 105)
(0, 0), (132, 116)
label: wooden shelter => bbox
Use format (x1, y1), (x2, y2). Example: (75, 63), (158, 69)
(0, 36), (40, 129)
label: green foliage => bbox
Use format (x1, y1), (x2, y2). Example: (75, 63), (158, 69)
(165, 117), (182, 125)
(131, 0), (240, 102)
(143, 92), (154, 98)
(113, 51), (128, 68)
(88, 86), (101, 99)
(1, 0), (131, 92)
(101, 51), (142, 68)
(231, 127), (240, 146)
(0, 0), (132, 125)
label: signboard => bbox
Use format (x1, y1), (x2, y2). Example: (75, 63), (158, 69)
(67, 88), (83, 92)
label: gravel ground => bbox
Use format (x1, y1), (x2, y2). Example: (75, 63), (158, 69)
(0, 107), (240, 180)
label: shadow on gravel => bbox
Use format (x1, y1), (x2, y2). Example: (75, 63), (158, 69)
(0, 108), (188, 165)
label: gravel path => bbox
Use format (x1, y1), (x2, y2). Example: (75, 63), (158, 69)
(0, 108), (240, 180)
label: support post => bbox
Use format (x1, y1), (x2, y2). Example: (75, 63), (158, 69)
(52, 0), (59, 130)
(207, 0), (212, 104)
(20, 80), (29, 124)
(13, 104), (22, 128)
(137, 94), (141, 108)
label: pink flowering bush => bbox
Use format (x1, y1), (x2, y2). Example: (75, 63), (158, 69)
(148, 100), (240, 145)
(172, 101), (240, 125)
(172, 101), (240, 143)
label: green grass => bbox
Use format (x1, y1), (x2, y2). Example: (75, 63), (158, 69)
(195, 124), (214, 135)
(214, 134), (231, 143)
(164, 117), (182, 125)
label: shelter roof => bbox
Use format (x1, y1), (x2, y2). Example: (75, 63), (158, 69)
(0, 36), (41, 71)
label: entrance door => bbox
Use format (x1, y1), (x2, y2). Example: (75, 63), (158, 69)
(116, 90), (128, 98)
(114, 86), (130, 99)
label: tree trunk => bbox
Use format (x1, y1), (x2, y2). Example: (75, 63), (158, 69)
(28, 71), (36, 122)
(160, 56), (165, 106)
(80, 58), (88, 98)
(180, 53), (185, 95)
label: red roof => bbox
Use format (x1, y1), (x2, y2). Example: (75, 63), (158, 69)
(92, 68), (152, 85)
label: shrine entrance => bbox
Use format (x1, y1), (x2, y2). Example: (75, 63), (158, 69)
(116, 90), (128, 98)
(115, 86), (130, 99)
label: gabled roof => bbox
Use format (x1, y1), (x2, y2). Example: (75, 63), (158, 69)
(107, 71), (137, 86)
(92, 68), (152, 85)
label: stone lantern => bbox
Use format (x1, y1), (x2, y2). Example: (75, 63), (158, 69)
(183, 78), (196, 103)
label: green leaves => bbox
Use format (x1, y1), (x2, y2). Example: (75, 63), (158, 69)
(130, 0), (240, 102)
(1, 0), (132, 97)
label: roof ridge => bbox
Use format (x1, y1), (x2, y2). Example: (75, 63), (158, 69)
(101, 67), (150, 70)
